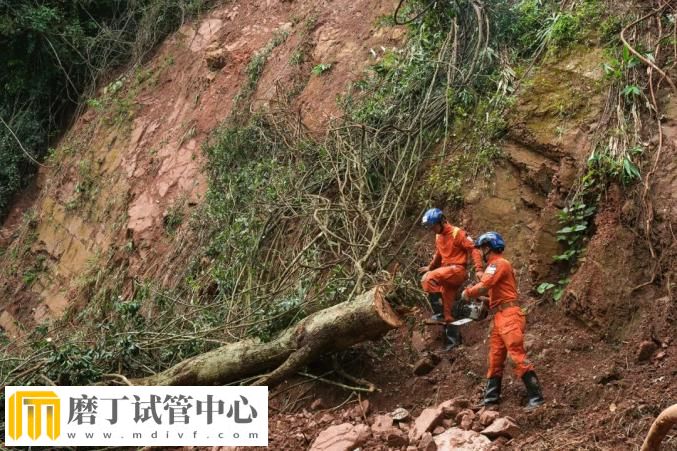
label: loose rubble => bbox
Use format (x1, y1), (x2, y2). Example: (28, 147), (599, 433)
(303, 396), (523, 450)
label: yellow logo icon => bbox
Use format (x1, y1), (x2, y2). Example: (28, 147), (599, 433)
(8, 391), (61, 440)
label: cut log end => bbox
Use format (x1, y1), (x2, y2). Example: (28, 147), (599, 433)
(374, 285), (404, 328)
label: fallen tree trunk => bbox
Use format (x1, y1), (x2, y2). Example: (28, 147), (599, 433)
(132, 285), (403, 386)
(641, 404), (677, 451)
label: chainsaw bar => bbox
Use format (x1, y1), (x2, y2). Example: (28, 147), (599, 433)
(423, 318), (473, 326)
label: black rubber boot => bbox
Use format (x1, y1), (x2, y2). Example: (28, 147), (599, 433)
(522, 371), (545, 408)
(443, 324), (462, 350)
(428, 293), (443, 322)
(481, 377), (502, 405)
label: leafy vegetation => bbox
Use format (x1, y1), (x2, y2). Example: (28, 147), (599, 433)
(553, 202), (597, 264)
(22, 254), (46, 286)
(86, 56), (175, 128)
(311, 63), (332, 75)
(236, 30), (289, 106)
(527, 1), (661, 301)
(540, 135), (643, 301)
(163, 201), (185, 234)
(289, 17), (317, 66)
(587, 144), (643, 186)
(499, 0), (604, 55)
(1, 0), (661, 386)
(540, 199), (597, 302)
(0, 0), (210, 219)
(196, 0), (585, 342)
(13, 0), (527, 373)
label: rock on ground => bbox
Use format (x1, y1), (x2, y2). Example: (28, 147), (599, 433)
(637, 340), (658, 362)
(419, 431), (437, 451)
(349, 399), (371, 420)
(460, 414), (474, 431)
(205, 47), (228, 70)
(413, 353), (441, 376)
(391, 406), (411, 421)
(479, 409), (500, 427)
(455, 409), (476, 425)
(371, 414), (394, 435)
(434, 427), (492, 451)
(438, 400), (461, 420)
(480, 417), (521, 440)
(309, 423), (371, 451)
(311, 398), (325, 410)
(385, 428), (409, 447)
(409, 407), (444, 442)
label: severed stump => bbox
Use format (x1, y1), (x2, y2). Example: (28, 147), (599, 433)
(132, 285), (403, 386)
(641, 404), (677, 451)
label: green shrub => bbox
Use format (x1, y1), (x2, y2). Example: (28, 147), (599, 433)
(311, 63), (332, 75)
(599, 15), (624, 44)
(0, 0), (211, 219)
(497, 0), (603, 55)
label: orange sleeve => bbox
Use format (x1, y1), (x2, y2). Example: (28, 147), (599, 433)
(465, 261), (503, 298)
(457, 230), (484, 272)
(470, 248), (483, 272)
(429, 251), (441, 269)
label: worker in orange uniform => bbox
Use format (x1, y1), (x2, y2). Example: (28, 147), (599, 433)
(419, 208), (483, 350)
(461, 231), (544, 408)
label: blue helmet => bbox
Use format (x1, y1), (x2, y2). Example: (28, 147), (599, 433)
(475, 232), (505, 252)
(422, 208), (444, 228)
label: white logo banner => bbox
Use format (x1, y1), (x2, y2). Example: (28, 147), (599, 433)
(4, 386), (268, 446)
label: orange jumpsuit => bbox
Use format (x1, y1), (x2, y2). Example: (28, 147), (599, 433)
(421, 223), (483, 322)
(464, 254), (534, 378)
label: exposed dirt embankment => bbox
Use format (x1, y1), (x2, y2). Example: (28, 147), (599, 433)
(1, 0), (675, 449)
(464, 50), (604, 281)
(0, 0), (404, 333)
(561, 98), (677, 341)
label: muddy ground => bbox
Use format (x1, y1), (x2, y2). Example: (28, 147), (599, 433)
(252, 287), (675, 450)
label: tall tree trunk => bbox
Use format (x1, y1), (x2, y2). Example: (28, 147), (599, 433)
(132, 285), (403, 386)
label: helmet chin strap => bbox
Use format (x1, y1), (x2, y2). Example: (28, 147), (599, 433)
(482, 247), (492, 262)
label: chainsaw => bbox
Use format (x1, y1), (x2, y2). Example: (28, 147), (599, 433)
(450, 298), (487, 325)
(424, 297), (488, 326)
